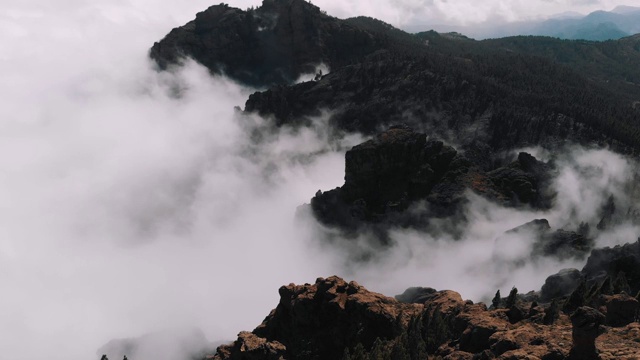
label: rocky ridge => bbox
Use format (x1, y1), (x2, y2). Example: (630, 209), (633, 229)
(307, 125), (557, 241)
(151, 0), (640, 154)
(150, 0), (422, 88)
(209, 276), (640, 360)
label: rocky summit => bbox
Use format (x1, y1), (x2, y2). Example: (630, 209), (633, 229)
(306, 125), (556, 242)
(209, 276), (640, 360)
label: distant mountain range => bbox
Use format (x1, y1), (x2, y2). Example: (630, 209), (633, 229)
(409, 5), (640, 41)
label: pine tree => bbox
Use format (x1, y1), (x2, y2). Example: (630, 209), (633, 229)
(351, 343), (368, 360)
(613, 272), (631, 294)
(342, 348), (352, 360)
(370, 338), (390, 360)
(391, 332), (410, 360)
(491, 290), (501, 309)
(598, 276), (613, 296)
(426, 309), (450, 353)
(506, 287), (518, 308)
(563, 279), (587, 313)
(543, 299), (559, 325)
(408, 315), (427, 360)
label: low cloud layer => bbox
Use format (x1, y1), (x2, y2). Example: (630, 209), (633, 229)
(339, 146), (640, 304)
(3, 1), (640, 360)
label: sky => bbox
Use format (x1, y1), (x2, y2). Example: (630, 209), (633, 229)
(312, 0), (637, 27)
(1, 1), (639, 360)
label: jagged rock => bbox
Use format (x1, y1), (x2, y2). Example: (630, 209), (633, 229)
(494, 220), (592, 267)
(309, 126), (555, 241)
(210, 277), (640, 360)
(569, 307), (605, 360)
(215, 332), (286, 360)
(581, 239), (640, 295)
(395, 286), (438, 304)
(563, 279), (588, 314)
(540, 269), (583, 302)
(487, 152), (555, 208)
(213, 276), (423, 360)
(149, 0), (413, 87)
(603, 293), (639, 327)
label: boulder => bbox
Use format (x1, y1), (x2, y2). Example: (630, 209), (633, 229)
(540, 269), (583, 302)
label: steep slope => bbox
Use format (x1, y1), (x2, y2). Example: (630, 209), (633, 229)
(151, 1), (640, 153)
(150, 0), (424, 87)
(306, 126), (557, 240)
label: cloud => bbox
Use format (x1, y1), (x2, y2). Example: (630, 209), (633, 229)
(307, 0), (630, 28)
(2, 1), (639, 360)
(332, 146), (640, 304)
(0, 2), (361, 358)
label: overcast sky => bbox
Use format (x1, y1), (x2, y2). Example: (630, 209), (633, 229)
(312, 0), (637, 27)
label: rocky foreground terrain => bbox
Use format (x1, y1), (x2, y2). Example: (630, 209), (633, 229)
(210, 274), (640, 360)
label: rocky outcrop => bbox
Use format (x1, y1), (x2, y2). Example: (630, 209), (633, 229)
(581, 239), (640, 295)
(540, 268), (584, 302)
(308, 126), (555, 240)
(214, 332), (286, 360)
(149, 0), (421, 88)
(213, 276), (423, 360)
(494, 220), (593, 265)
(209, 276), (640, 360)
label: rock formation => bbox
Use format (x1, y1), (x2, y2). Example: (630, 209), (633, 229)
(150, 0), (417, 88)
(307, 125), (556, 241)
(208, 276), (640, 360)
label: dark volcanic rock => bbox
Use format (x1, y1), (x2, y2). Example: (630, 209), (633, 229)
(581, 238), (640, 295)
(487, 152), (555, 208)
(495, 219), (593, 263)
(395, 287), (438, 304)
(540, 268), (584, 302)
(149, 0), (419, 87)
(309, 126), (555, 239)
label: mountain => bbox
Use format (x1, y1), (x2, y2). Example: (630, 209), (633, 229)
(152, 1), (640, 153)
(149, 1), (424, 88)
(415, 6), (640, 41)
(530, 8), (640, 41)
(146, 1), (640, 359)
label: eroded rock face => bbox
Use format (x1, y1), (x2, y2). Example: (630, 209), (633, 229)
(215, 276), (422, 360)
(149, 0), (403, 87)
(215, 332), (286, 360)
(210, 277), (640, 360)
(308, 126), (555, 240)
(540, 268), (583, 302)
(581, 239), (640, 295)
